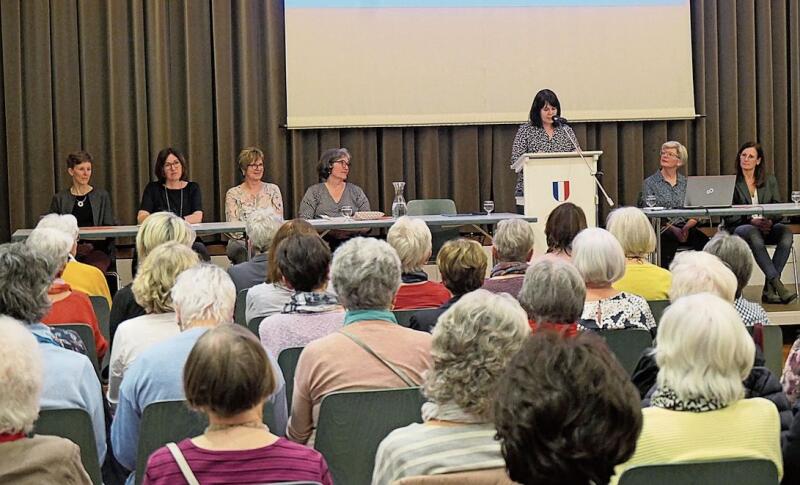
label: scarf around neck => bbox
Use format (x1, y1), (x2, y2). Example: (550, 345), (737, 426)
(401, 270), (429, 284)
(282, 291), (339, 314)
(650, 386), (727, 412)
(490, 261), (529, 278)
(343, 309), (397, 326)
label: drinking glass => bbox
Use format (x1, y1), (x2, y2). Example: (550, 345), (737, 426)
(645, 195), (657, 208)
(792, 191), (800, 205)
(483, 200), (495, 216)
(341, 205), (353, 219)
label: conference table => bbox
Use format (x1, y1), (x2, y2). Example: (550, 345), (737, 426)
(11, 212), (538, 242)
(642, 203), (800, 266)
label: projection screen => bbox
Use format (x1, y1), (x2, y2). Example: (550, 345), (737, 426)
(284, 0), (696, 129)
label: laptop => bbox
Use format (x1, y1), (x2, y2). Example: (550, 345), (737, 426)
(683, 175), (736, 208)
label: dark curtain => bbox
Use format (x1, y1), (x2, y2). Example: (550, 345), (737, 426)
(1, 0), (799, 242)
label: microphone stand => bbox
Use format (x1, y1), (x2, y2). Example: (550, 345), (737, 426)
(557, 120), (615, 208)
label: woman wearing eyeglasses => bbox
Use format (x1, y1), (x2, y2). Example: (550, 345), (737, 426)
(225, 147), (284, 264)
(640, 140), (709, 269)
(137, 147), (203, 224)
(299, 148), (370, 220)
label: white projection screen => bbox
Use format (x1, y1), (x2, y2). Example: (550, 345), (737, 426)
(284, 0), (696, 129)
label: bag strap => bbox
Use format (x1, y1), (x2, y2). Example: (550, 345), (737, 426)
(338, 329), (418, 387)
(166, 442), (200, 485)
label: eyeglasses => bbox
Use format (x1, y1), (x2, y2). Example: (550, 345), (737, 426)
(660, 151), (678, 159)
(164, 161), (182, 168)
(333, 160), (351, 168)
(248, 163), (264, 169)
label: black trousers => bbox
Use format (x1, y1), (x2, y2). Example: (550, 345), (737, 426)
(659, 227), (709, 269)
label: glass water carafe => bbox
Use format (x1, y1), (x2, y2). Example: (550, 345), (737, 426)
(392, 181), (407, 218)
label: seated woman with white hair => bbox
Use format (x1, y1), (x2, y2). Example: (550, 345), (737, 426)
(387, 216), (450, 310)
(28, 228), (108, 361)
(607, 207), (671, 301)
(612, 294), (782, 484)
(482, 218), (535, 297)
(108, 242), (199, 405)
(572, 228), (655, 333)
(518, 258), (586, 336)
(372, 290), (529, 484)
(0, 316), (92, 484)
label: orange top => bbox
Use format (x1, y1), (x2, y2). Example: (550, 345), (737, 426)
(42, 284), (108, 361)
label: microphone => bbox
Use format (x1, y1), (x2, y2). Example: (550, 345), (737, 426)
(553, 115), (569, 126)
(557, 117), (615, 208)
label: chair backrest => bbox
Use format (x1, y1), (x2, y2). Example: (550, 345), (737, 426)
(135, 399), (281, 485)
(618, 459), (779, 485)
(393, 310), (418, 328)
(34, 408), (102, 485)
(761, 325), (784, 376)
(278, 347), (304, 410)
(89, 295), (111, 345)
(248, 316), (265, 337)
(234, 288), (249, 326)
(395, 468), (515, 484)
(647, 300), (670, 326)
(58, 323), (100, 376)
(314, 387), (427, 485)
(407, 199), (459, 257)
(104, 271), (120, 297)
(597, 328), (653, 375)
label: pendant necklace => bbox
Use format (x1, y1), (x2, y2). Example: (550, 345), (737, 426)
(72, 187), (89, 208)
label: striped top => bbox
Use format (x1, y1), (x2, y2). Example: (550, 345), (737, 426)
(371, 422), (504, 485)
(142, 437), (332, 485)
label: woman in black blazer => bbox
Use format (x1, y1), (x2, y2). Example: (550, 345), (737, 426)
(725, 142), (795, 304)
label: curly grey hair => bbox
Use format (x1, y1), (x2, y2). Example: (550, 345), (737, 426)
(518, 258), (586, 323)
(493, 219), (535, 263)
(0, 242), (53, 323)
(425, 289), (529, 419)
(246, 209), (281, 254)
(331, 237), (402, 310)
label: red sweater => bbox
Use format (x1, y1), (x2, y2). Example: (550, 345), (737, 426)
(393, 281), (452, 310)
(528, 320), (578, 338)
(41, 286), (108, 361)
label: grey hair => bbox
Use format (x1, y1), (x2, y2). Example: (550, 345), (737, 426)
(25, 228), (73, 276)
(36, 213), (79, 242)
(172, 264), (236, 330)
(669, 251), (737, 303)
(703, 232), (752, 298)
(518, 258), (586, 323)
(656, 293), (753, 405)
(606, 207), (656, 258)
(387, 216), (432, 273)
(246, 210), (281, 254)
(425, 290), (529, 419)
(493, 219), (535, 263)
(662, 140), (688, 167)
(571, 228), (626, 286)
(0, 316), (43, 434)
(331, 237), (402, 310)
(0, 242), (52, 323)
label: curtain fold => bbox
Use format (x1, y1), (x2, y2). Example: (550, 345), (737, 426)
(1, 0), (798, 241)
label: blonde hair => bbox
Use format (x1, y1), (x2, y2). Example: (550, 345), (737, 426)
(135, 212), (196, 264)
(662, 140), (688, 167)
(436, 239), (488, 295)
(656, 293), (753, 405)
(669, 251), (737, 303)
(606, 207), (656, 259)
(387, 216), (432, 273)
(0, 316), (43, 433)
(237, 147), (265, 174)
(133, 242), (199, 313)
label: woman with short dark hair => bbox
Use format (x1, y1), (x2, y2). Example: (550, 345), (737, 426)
(137, 147), (203, 224)
(298, 148), (370, 219)
(142, 325), (332, 485)
(541, 202), (586, 260)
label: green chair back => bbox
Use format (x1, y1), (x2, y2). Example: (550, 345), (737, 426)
(393, 310), (417, 328)
(59, 323), (100, 377)
(234, 288), (249, 326)
(597, 328), (653, 375)
(248, 316), (265, 337)
(35, 408), (102, 485)
(762, 325), (784, 376)
(89, 295), (111, 344)
(647, 299), (670, 326)
(407, 199), (459, 256)
(278, 347), (304, 410)
(135, 399), (281, 485)
(618, 459), (778, 485)
(314, 387), (426, 485)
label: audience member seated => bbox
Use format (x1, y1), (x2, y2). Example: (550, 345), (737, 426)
(482, 219), (535, 297)
(372, 290), (529, 484)
(494, 331), (642, 485)
(108, 242), (199, 405)
(630, 251), (791, 436)
(607, 206), (671, 300)
(703, 232), (770, 327)
(225, 147), (284, 265)
(259, 233), (343, 358)
(36, 213), (112, 305)
(518, 258), (586, 336)
(782, 402), (800, 484)
(0, 316), (92, 484)
(572, 228), (655, 333)
(29, 228), (108, 361)
(0, 242), (106, 463)
(226, 208), (281, 293)
(110, 212), (195, 343)
(112, 264), (288, 481)
(613, 294), (783, 483)
(142, 324), (324, 485)
(537, 201), (586, 261)
(287, 238), (432, 444)
(409, 239), (488, 333)
(246, 219), (319, 323)
(388, 216), (450, 310)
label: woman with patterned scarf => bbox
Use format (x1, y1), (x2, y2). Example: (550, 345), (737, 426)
(482, 218), (535, 297)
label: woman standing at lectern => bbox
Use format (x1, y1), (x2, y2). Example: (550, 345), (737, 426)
(510, 89), (580, 214)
